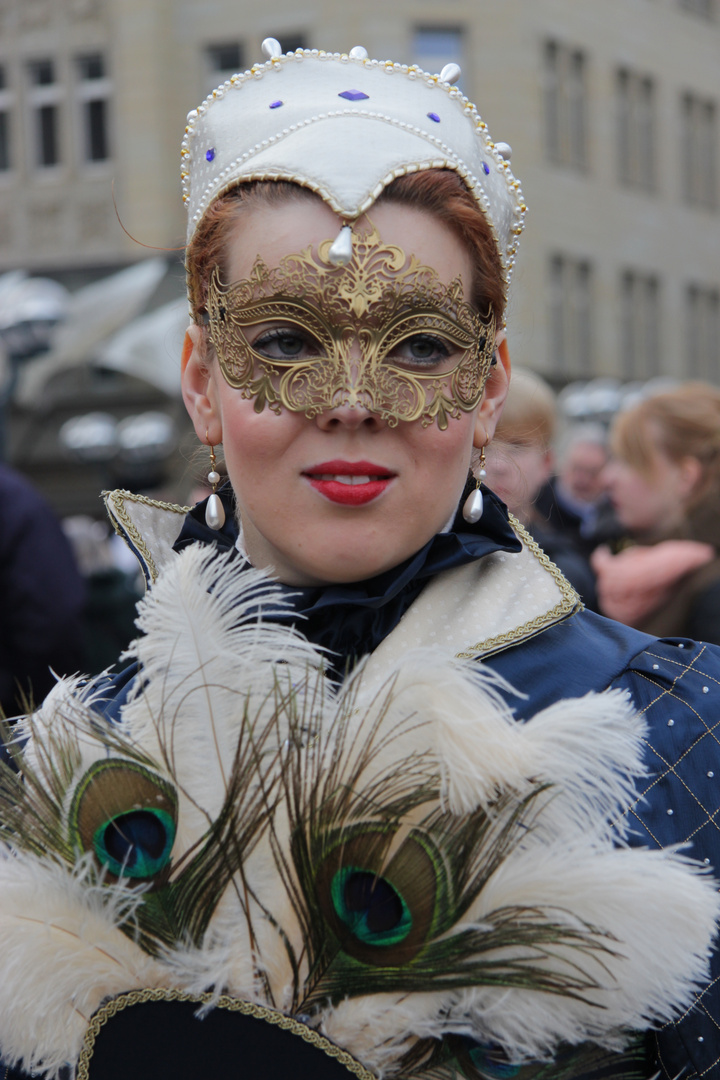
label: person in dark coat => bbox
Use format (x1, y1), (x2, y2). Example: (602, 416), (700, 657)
(0, 463), (85, 716)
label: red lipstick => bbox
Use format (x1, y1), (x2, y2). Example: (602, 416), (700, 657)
(303, 459), (396, 506)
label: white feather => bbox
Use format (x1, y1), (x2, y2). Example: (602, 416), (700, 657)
(456, 845), (719, 1058)
(0, 852), (166, 1077)
(120, 546), (327, 848)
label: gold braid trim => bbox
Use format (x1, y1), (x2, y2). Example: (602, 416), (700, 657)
(76, 988), (377, 1080)
(455, 514), (583, 660)
(102, 489), (190, 584)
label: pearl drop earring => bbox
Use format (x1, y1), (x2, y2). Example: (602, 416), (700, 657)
(462, 445), (487, 524)
(205, 438), (225, 531)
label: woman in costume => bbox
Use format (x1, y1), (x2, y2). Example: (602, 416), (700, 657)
(1, 39), (720, 1080)
(592, 382), (720, 642)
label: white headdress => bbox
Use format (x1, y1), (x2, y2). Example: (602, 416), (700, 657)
(181, 39), (526, 285)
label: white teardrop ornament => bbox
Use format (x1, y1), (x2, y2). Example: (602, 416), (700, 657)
(327, 225), (353, 267)
(205, 493), (226, 531)
(462, 487), (484, 524)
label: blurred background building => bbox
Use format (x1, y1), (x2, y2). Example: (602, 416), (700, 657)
(0, 0), (718, 512)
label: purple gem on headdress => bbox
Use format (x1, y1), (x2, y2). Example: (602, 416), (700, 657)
(338, 89), (369, 101)
(206, 148), (216, 162)
(482, 162), (490, 175)
(427, 112), (441, 123)
(269, 100), (283, 109)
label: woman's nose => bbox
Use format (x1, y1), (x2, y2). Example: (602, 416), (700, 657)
(313, 401), (387, 431)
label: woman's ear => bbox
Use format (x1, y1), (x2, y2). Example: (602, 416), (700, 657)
(474, 335), (511, 449)
(181, 325), (223, 445)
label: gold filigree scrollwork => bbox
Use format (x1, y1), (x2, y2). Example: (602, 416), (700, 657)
(206, 224), (496, 429)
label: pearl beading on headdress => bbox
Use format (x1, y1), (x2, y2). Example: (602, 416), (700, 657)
(181, 41), (527, 289)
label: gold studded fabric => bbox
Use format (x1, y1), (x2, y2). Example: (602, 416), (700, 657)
(610, 639), (720, 1079)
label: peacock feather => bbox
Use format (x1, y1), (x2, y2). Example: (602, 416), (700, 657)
(0, 544), (716, 1079)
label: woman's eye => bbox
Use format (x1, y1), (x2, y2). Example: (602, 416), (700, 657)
(251, 327), (321, 361)
(387, 334), (456, 370)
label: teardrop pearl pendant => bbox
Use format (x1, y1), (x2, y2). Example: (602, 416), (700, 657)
(205, 440), (225, 531)
(205, 492), (225, 530)
(462, 448), (488, 524)
(327, 224), (353, 267)
(462, 486), (483, 524)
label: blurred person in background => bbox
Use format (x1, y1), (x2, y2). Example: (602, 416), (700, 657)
(592, 383), (720, 642)
(0, 463), (85, 716)
(559, 425), (608, 506)
(535, 423), (615, 554)
(484, 369), (597, 608)
(61, 516), (143, 675)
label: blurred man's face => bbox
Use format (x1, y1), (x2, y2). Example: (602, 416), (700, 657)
(561, 442), (607, 504)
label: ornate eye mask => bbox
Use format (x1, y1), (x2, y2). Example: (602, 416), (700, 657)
(205, 224), (497, 430)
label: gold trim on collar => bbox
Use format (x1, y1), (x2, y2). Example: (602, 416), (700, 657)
(102, 489), (190, 584)
(77, 988), (376, 1080)
(455, 514), (582, 660)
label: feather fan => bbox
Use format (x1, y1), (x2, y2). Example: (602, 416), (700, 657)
(0, 544), (716, 1079)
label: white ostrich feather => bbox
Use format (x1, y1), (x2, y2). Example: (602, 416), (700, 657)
(453, 845), (718, 1058)
(0, 852), (166, 1076)
(122, 545), (326, 832)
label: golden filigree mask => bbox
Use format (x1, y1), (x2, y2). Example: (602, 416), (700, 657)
(205, 224), (497, 430)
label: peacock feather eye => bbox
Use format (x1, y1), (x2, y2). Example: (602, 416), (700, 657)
(315, 827), (447, 966)
(68, 760), (178, 881)
(330, 866), (412, 946)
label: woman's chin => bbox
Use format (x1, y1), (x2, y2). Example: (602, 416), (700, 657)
(243, 512), (453, 587)
(273, 555), (406, 587)
(257, 538), (429, 587)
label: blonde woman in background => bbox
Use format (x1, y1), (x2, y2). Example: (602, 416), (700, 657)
(594, 383), (720, 642)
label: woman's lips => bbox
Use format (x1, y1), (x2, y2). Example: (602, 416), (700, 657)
(303, 460), (396, 506)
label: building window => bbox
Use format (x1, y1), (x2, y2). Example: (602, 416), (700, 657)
(617, 69), (655, 191)
(205, 42), (245, 92)
(686, 284), (720, 380)
(29, 59), (54, 87)
(38, 105), (58, 165)
(544, 41), (588, 171)
(76, 53), (111, 162)
(620, 271), (661, 379)
(682, 92), (717, 209)
(27, 58), (61, 169)
(0, 65), (12, 172)
(413, 27), (463, 76)
(548, 254), (593, 374)
(678, 0), (716, 17)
